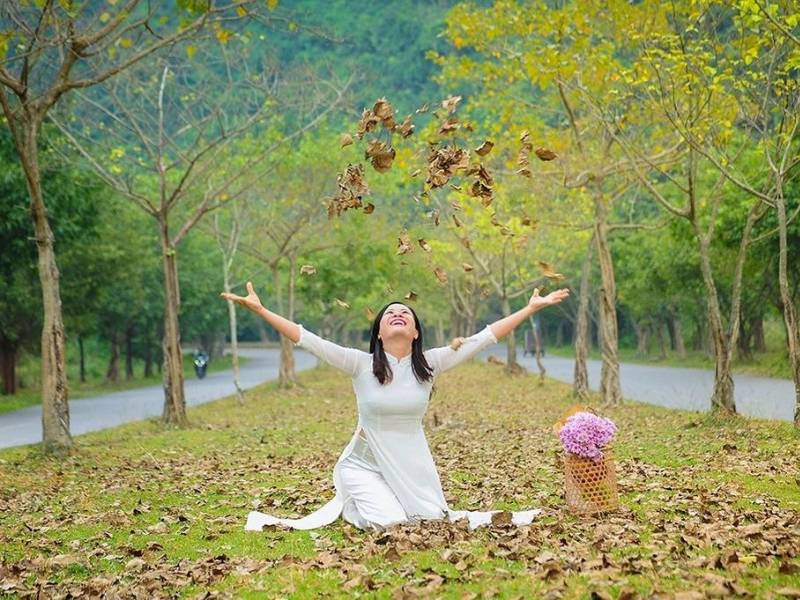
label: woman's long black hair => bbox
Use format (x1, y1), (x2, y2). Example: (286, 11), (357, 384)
(369, 302), (434, 385)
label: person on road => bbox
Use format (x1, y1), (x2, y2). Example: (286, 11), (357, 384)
(221, 281), (569, 531)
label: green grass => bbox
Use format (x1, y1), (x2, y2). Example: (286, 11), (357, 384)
(0, 364), (798, 599)
(0, 344), (249, 414)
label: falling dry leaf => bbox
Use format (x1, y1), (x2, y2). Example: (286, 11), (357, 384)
(373, 97), (395, 129)
(416, 102), (430, 114)
(535, 147), (557, 161)
(418, 238), (432, 253)
(461, 236), (471, 250)
(442, 95), (462, 114)
(405, 291), (418, 302)
(300, 265), (316, 275)
(433, 267), (448, 285)
(394, 115), (415, 138)
(426, 210), (440, 227)
(410, 168), (421, 178)
(475, 140), (494, 156)
(356, 109), (380, 139)
(334, 298), (350, 309)
(462, 262), (474, 272)
(365, 139), (396, 173)
(452, 214), (463, 228)
(450, 337), (466, 351)
(396, 229), (414, 255)
(340, 133), (353, 148)
(366, 307), (375, 321)
(363, 202), (375, 214)
(537, 261), (564, 281)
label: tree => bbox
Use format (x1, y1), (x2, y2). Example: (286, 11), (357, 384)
(52, 41), (347, 424)
(0, 0), (290, 452)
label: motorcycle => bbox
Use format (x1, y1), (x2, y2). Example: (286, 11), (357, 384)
(193, 352), (209, 379)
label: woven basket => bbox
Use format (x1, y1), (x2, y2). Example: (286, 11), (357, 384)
(562, 447), (619, 515)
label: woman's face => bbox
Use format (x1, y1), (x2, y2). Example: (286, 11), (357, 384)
(378, 303), (418, 343)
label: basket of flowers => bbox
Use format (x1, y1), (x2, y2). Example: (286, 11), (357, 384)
(554, 407), (619, 515)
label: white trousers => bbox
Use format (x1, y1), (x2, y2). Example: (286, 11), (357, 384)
(338, 436), (407, 529)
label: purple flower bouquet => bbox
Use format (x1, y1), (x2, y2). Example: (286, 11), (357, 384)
(558, 411), (617, 462)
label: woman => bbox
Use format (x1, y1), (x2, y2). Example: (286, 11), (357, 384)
(221, 282), (569, 531)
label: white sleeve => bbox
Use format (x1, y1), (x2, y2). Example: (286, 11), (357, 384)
(425, 325), (498, 375)
(295, 325), (370, 378)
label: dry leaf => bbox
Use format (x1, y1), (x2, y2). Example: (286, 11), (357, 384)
(416, 102), (430, 114)
(366, 307), (375, 321)
(396, 229), (414, 255)
(461, 236), (471, 250)
(517, 168), (532, 178)
(535, 147), (557, 161)
(418, 238), (432, 253)
(334, 298), (350, 309)
(537, 261), (564, 281)
(394, 115), (415, 138)
(433, 267), (448, 285)
(365, 139), (396, 173)
(426, 210), (441, 227)
(363, 202), (375, 214)
(340, 133), (353, 148)
(462, 262), (474, 272)
(452, 214), (464, 228)
(442, 95), (462, 114)
(475, 140), (494, 156)
(410, 168), (421, 178)
(356, 109), (380, 139)
(450, 337), (466, 351)
(405, 291), (418, 302)
(373, 97), (395, 129)
(300, 265), (315, 275)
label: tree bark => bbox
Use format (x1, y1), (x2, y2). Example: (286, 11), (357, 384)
(774, 192), (800, 426)
(0, 336), (18, 395)
(501, 296), (520, 373)
(105, 330), (121, 383)
(222, 266), (245, 406)
(125, 325), (135, 380)
(594, 206), (623, 406)
(669, 309), (686, 360)
(692, 227), (735, 413)
(655, 318), (667, 359)
(159, 221), (187, 426)
(633, 319), (650, 357)
(273, 263), (296, 387)
(573, 235), (594, 398)
(752, 316), (766, 352)
(78, 335), (87, 384)
(18, 116), (72, 452)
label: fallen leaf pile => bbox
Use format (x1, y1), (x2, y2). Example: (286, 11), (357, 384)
(1, 365), (797, 598)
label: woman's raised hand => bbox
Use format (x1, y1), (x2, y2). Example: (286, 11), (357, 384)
(220, 281), (264, 313)
(528, 286), (570, 311)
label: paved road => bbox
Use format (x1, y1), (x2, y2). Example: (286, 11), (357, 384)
(483, 349), (796, 422)
(0, 348), (316, 450)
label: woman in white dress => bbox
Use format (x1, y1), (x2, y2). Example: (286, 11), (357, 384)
(221, 282), (569, 531)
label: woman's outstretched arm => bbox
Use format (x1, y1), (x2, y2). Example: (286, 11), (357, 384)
(490, 287), (570, 340)
(427, 286), (570, 374)
(221, 281), (368, 376)
(221, 281), (300, 342)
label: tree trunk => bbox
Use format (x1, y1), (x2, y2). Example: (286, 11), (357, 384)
(0, 336), (18, 395)
(669, 309), (686, 360)
(159, 221), (187, 426)
(573, 235), (594, 398)
(774, 193), (800, 426)
(556, 320), (565, 347)
(273, 263), (296, 387)
(106, 330), (121, 383)
(594, 207), (623, 407)
(17, 115), (72, 453)
(529, 315), (546, 382)
(633, 319), (649, 357)
(78, 334), (87, 384)
(693, 228), (735, 413)
(752, 316), (766, 352)
(125, 325), (135, 380)
(222, 266), (245, 406)
(655, 318), (667, 359)
(144, 341), (154, 378)
(501, 296), (519, 372)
